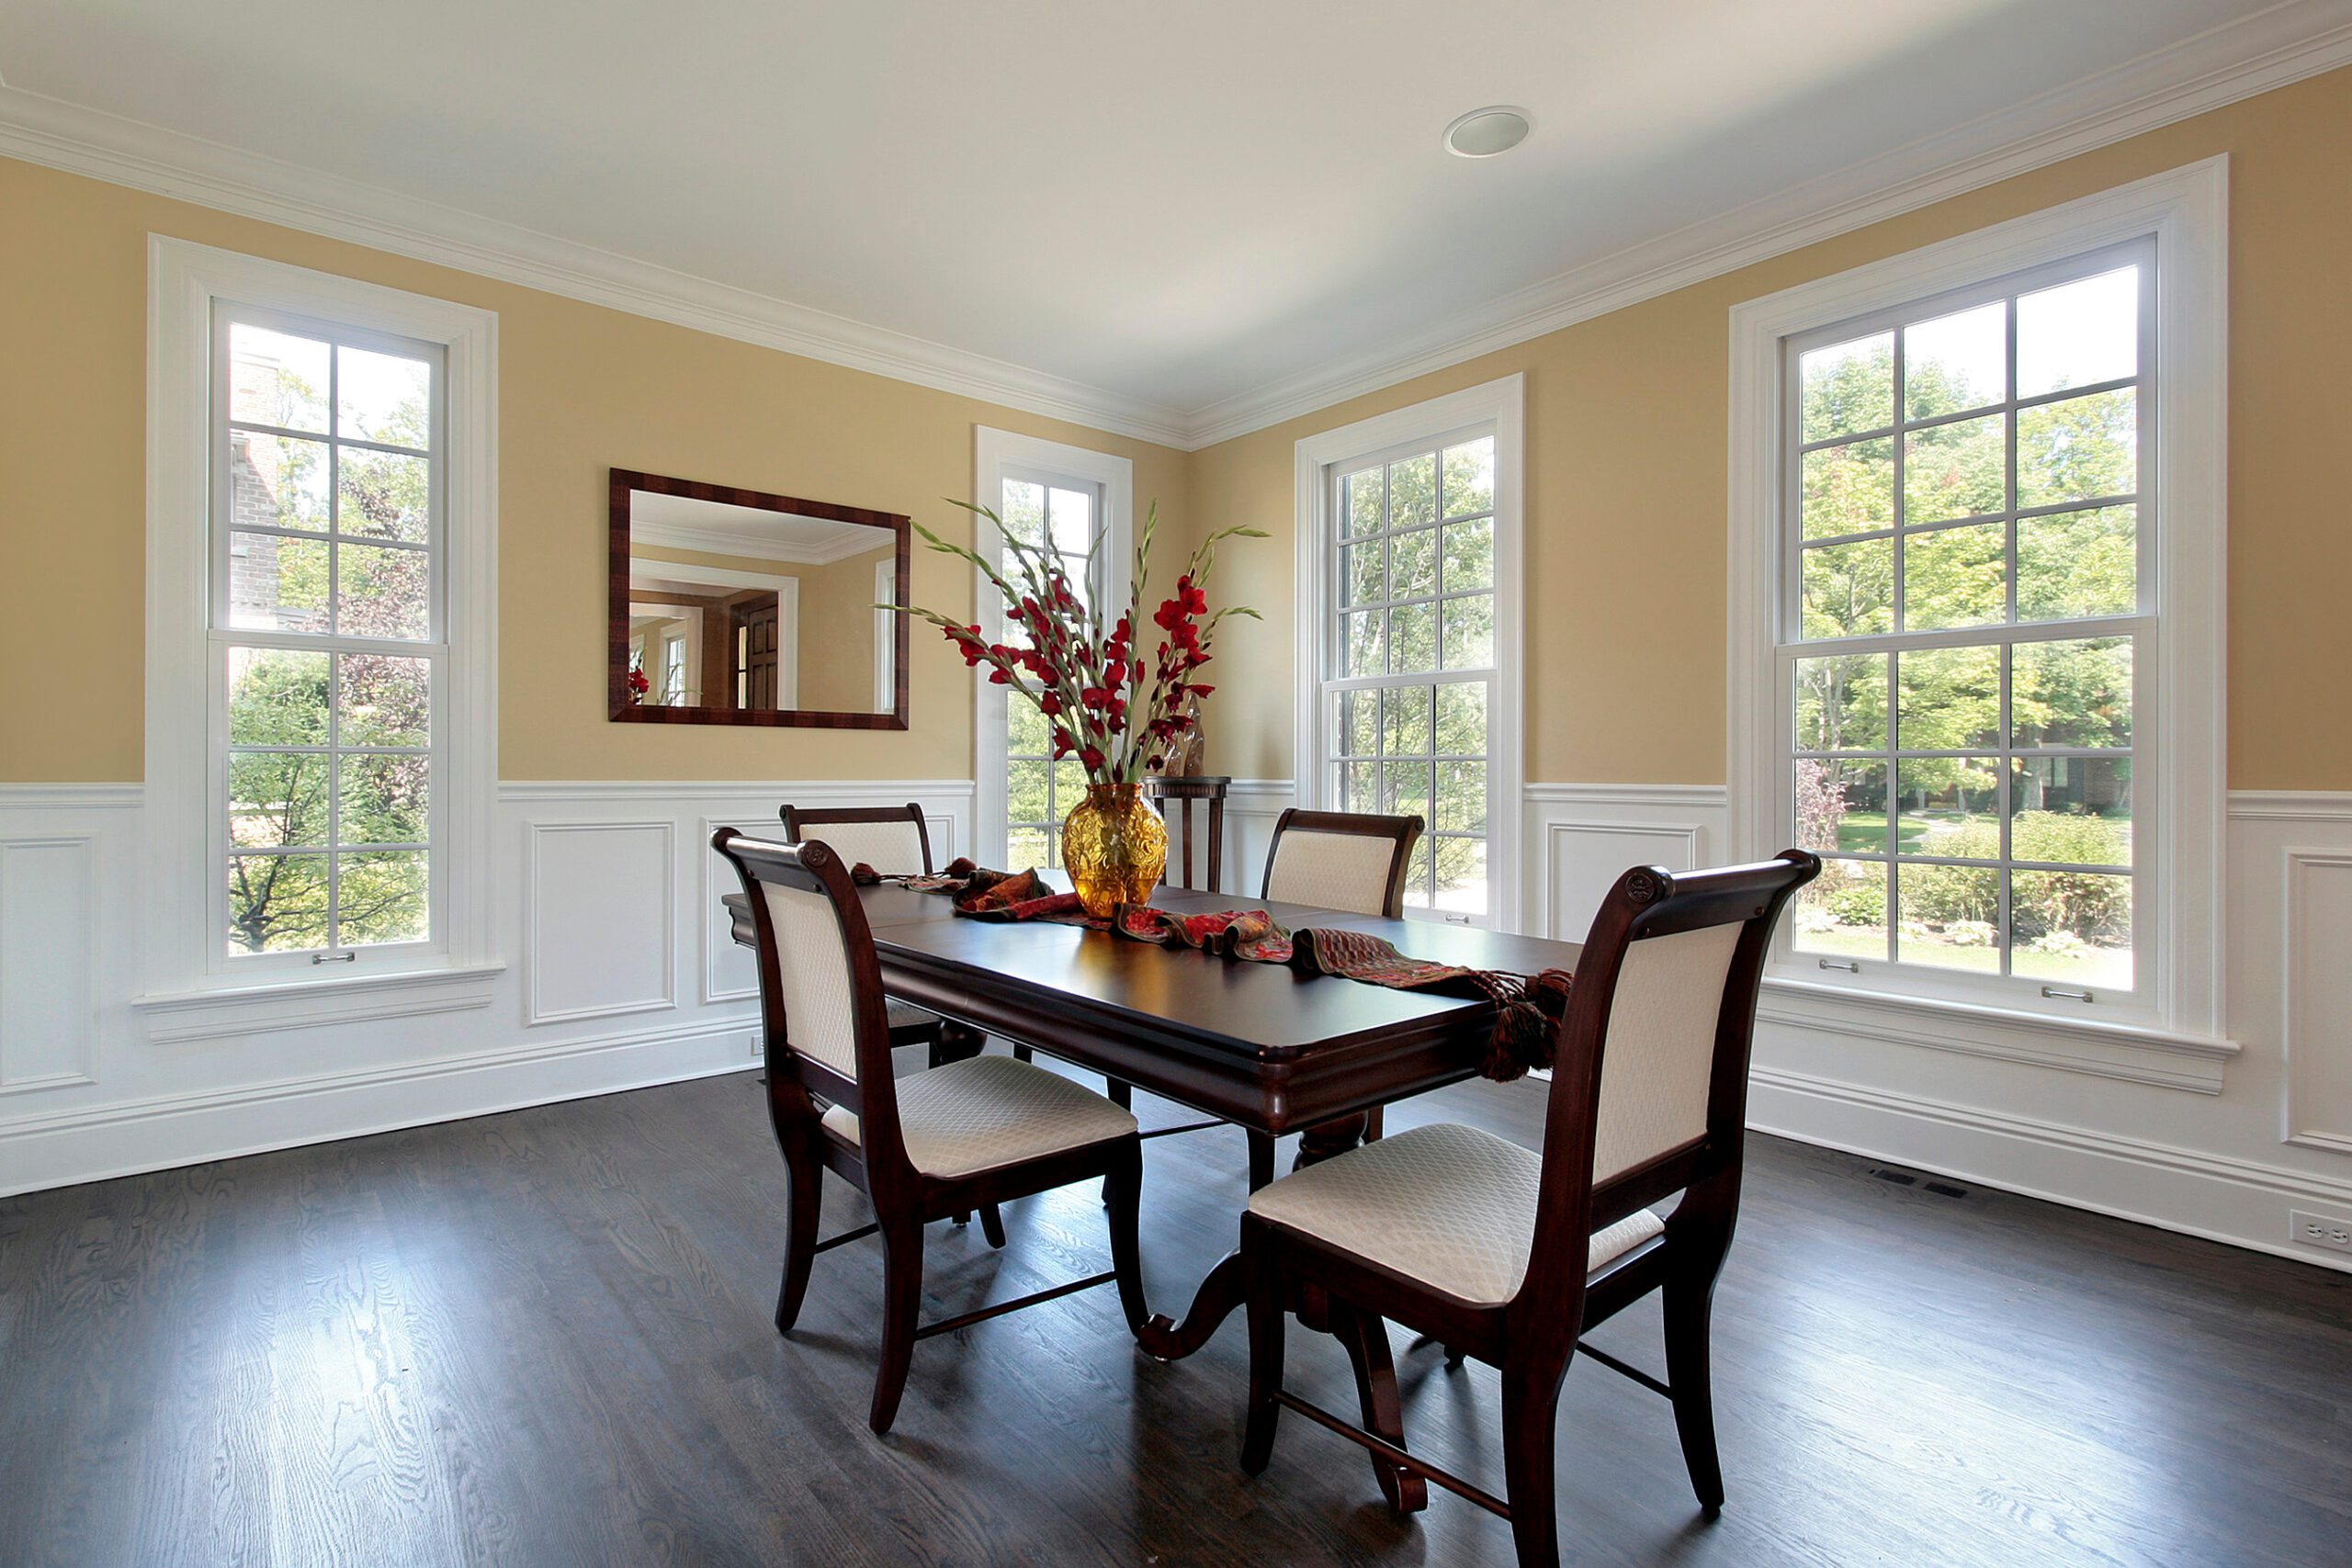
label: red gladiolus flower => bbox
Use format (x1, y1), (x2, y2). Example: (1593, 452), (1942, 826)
(988, 668), (1012, 684)
(1039, 692), (1062, 715)
(1080, 746), (1105, 772)
(1187, 683), (1215, 699)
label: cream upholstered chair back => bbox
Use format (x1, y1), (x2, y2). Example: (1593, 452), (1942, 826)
(780, 802), (933, 878)
(1588, 922), (1744, 1183)
(713, 829), (896, 1105)
(1261, 809), (1424, 917)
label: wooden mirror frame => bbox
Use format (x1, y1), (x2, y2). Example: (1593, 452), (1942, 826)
(608, 468), (911, 730)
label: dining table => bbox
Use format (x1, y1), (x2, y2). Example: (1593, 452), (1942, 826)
(726, 874), (1586, 1369)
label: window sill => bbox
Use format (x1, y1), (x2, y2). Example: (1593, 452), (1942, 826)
(1758, 976), (2239, 1094)
(133, 963), (504, 1044)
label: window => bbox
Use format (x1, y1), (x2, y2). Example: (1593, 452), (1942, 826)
(970, 429), (1133, 870)
(1730, 164), (2227, 1039)
(146, 239), (497, 1006)
(1295, 378), (1524, 928)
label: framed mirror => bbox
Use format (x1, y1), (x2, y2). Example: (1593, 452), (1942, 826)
(608, 469), (910, 729)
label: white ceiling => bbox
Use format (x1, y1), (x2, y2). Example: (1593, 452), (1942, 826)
(4, 1), (2347, 444)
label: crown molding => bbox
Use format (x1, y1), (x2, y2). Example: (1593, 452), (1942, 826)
(0, 85), (1195, 450)
(1176, 1), (2352, 447)
(632, 518), (879, 567)
(5, 2), (2350, 454)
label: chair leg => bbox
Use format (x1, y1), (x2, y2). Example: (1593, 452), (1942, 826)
(1334, 1303), (1426, 1514)
(978, 1202), (1007, 1249)
(1104, 1077), (1134, 1111)
(1246, 1131), (1278, 1192)
(1663, 1258), (1727, 1511)
(1362, 1104), (1385, 1143)
(1103, 1141), (1148, 1331)
(1239, 1227), (1285, 1475)
(1501, 1368), (1565, 1568)
(1012, 1042), (1033, 1063)
(774, 1132), (822, 1335)
(868, 1219), (925, 1435)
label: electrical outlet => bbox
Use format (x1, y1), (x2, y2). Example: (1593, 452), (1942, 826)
(2289, 1209), (2352, 1254)
(746, 1032), (762, 1060)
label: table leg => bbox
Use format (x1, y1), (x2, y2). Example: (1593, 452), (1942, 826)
(1294, 1110), (1371, 1171)
(934, 1021), (986, 1064)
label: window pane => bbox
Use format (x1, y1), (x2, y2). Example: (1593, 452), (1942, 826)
(337, 543), (430, 640)
(1903, 301), (2006, 420)
(1006, 757), (1049, 823)
(1441, 594), (1494, 670)
(226, 533), (329, 633)
(1441, 438), (1494, 517)
(1903, 412), (2007, 525)
(227, 647), (330, 745)
(1339, 690), (1378, 757)
(338, 654), (431, 748)
(1794, 653), (1887, 752)
(1048, 488), (1092, 553)
(1434, 682), (1487, 756)
(337, 448), (430, 543)
(1903, 523), (2006, 631)
(1441, 517), (1493, 592)
(2011, 637), (2132, 748)
(1384, 760), (1432, 819)
(229, 752), (330, 848)
(1340, 761), (1378, 814)
(1001, 479), (1046, 547)
(2018, 388), (2135, 507)
(1342, 610), (1385, 677)
(230, 323), (331, 432)
(1433, 836), (1487, 915)
(2013, 871), (2132, 988)
(1801, 537), (1894, 637)
(1437, 761), (1487, 832)
(1388, 453), (1437, 529)
(1898, 644), (2001, 750)
(1389, 603), (1437, 673)
(336, 345), (431, 448)
(1341, 468), (1385, 537)
(1801, 438), (1894, 540)
(2010, 758), (2132, 867)
(339, 753), (429, 845)
(1341, 538), (1385, 606)
(2018, 505), (2136, 621)
(1896, 758), (1999, 858)
(1801, 333), (1894, 442)
(1006, 694), (1050, 755)
(339, 851), (429, 946)
(1007, 826), (1051, 870)
(1792, 859), (1887, 958)
(1390, 526), (1438, 600)
(2017, 266), (2137, 398)
(1381, 685), (1431, 756)
(1400, 842), (1435, 910)
(232, 433), (331, 533)
(1897, 865), (2001, 972)
(1796, 758), (1888, 855)
(227, 852), (331, 953)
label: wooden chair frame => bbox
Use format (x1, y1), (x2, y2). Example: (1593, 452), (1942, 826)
(715, 828), (1148, 1435)
(1238, 852), (1820, 1568)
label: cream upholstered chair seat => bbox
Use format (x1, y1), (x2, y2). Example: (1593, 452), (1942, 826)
(1247, 1122), (1664, 1307)
(820, 1054), (1140, 1179)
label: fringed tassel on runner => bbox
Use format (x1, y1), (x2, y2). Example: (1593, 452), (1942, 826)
(1466, 968), (1575, 1082)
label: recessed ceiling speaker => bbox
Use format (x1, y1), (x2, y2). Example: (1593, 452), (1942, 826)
(1443, 106), (1532, 158)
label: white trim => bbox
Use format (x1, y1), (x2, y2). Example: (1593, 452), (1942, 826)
(0, 784), (146, 809)
(2229, 790), (2352, 823)
(632, 517), (881, 567)
(144, 237), (499, 1011)
(1292, 377), (1525, 930)
(968, 428), (1134, 867)
(136, 964), (503, 1044)
(1523, 783), (1730, 809)
(875, 558), (898, 715)
(525, 820), (677, 1026)
(1726, 160), (2229, 1040)
(2282, 848), (2352, 1152)
(629, 558), (803, 594)
(495, 777), (976, 805)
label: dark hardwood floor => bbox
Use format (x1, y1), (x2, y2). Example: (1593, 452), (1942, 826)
(3, 1055), (2347, 1567)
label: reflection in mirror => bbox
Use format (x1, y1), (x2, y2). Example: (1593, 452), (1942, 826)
(611, 472), (909, 728)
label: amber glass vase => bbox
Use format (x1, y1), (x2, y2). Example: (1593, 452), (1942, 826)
(1060, 783), (1169, 919)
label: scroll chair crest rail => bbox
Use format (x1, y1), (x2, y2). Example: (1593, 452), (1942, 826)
(1237, 851), (1821, 1568)
(713, 828), (1148, 1436)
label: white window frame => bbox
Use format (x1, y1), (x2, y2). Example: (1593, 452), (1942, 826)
(1729, 160), (2229, 1047)
(1294, 375), (1526, 931)
(970, 427), (1133, 868)
(873, 558), (897, 714)
(141, 238), (500, 1015)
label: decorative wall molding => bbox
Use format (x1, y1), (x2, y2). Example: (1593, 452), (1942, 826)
(496, 777), (977, 805)
(2229, 790), (2352, 822)
(525, 819), (677, 1026)
(0, 836), (98, 1094)
(1522, 783), (1729, 809)
(0, 784), (144, 809)
(2283, 849), (2352, 1152)
(10, 6), (2352, 450)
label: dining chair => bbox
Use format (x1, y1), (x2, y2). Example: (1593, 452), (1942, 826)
(714, 828), (1149, 1436)
(1236, 852), (1820, 1568)
(779, 803), (953, 1068)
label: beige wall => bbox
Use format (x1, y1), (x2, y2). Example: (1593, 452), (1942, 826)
(0, 156), (1189, 783)
(1182, 65), (2352, 792)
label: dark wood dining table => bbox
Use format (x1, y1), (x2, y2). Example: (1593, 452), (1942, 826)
(725, 879), (1584, 1363)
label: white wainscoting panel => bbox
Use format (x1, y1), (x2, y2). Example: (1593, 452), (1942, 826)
(1219, 780), (1299, 899)
(527, 820), (676, 1025)
(1523, 784), (1725, 942)
(0, 836), (97, 1092)
(2284, 849), (2352, 1153)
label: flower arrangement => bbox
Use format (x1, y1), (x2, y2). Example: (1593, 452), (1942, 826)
(899, 502), (1264, 785)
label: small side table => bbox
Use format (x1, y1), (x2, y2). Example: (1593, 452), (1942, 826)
(1146, 774), (1229, 892)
